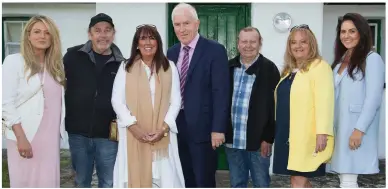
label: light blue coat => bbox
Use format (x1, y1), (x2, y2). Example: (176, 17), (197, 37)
(330, 52), (385, 174)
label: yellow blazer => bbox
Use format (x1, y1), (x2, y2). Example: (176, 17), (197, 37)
(275, 58), (335, 172)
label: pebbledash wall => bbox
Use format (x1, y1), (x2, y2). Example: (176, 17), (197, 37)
(2, 2), (385, 165)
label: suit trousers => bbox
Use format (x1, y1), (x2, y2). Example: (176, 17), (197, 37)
(176, 110), (217, 187)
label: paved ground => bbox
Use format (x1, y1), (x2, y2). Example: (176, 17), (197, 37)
(2, 149), (385, 188)
(56, 150), (386, 188)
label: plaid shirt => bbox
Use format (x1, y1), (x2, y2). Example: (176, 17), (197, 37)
(225, 57), (257, 149)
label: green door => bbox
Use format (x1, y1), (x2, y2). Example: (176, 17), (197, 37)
(168, 3), (251, 170)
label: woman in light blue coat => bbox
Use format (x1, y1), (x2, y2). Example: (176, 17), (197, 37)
(331, 13), (385, 188)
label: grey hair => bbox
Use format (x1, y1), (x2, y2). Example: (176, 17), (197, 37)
(171, 3), (199, 22)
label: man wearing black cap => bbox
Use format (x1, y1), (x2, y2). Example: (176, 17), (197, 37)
(63, 13), (124, 188)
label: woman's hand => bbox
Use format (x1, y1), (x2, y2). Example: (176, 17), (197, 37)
(147, 130), (165, 144)
(349, 129), (364, 150)
(148, 123), (169, 144)
(315, 134), (328, 153)
(128, 124), (149, 143)
(17, 136), (33, 158)
(12, 123), (33, 158)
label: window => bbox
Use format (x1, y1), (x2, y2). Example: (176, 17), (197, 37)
(2, 17), (30, 61)
(368, 19), (381, 54)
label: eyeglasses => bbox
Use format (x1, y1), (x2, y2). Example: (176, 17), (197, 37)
(290, 24), (310, 32)
(136, 24), (157, 30)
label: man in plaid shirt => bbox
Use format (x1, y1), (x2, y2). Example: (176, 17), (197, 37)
(224, 27), (280, 188)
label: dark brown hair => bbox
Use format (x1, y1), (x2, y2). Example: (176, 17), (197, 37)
(331, 13), (373, 80)
(125, 25), (169, 72)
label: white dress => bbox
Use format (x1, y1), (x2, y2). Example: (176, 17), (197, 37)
(111, 60), (185, 188)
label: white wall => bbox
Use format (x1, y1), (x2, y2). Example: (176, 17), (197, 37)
(96, 3), (168, 59)
(252, 3), (324, 72)
(2, 2), (169, 59)
(2, 3), (96, 55)
(322, 5), (386, 64)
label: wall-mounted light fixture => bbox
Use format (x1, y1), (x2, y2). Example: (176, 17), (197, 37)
(273, 12), (292, 33)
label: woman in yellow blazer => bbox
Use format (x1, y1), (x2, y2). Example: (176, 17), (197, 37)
(272, 24), (335, 187)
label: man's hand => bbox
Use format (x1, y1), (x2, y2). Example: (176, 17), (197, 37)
(260, 141), (272, 158)
(349, 129), (364, 150)
(211, 132), (225, 150)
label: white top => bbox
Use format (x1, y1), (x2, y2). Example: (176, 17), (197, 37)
(112, 60), (185, 188)
(143, 60), (157, 107)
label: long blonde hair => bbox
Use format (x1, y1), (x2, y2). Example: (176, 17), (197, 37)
(282, 28), (321, 77)
(20, 15), (65, 86)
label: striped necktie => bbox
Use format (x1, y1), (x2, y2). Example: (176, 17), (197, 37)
(180, 46), (191, 108)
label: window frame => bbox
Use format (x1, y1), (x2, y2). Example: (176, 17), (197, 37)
(2, 17), (30, 62)
(367, 19), (381, 54)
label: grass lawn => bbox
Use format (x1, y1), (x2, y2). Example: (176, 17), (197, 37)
(2, 160), (9, 188)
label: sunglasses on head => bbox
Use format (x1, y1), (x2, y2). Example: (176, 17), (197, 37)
(290, 24), (310, 31)
(136, 24), (157, 30)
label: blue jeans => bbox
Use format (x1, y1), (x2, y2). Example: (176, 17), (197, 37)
(225, 146), (271, 188)
(68, 134), (118, 188)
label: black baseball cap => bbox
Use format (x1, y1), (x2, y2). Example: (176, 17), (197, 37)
(89, 13), (114, 28)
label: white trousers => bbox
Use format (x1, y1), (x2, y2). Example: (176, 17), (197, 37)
(339, 174), (359, 188)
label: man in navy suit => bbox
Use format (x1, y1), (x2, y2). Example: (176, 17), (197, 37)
(167, 3), (230, 188)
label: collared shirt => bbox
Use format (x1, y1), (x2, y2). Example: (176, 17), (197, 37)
(177, 33), (200, 76)
(225, 54), (259, 149)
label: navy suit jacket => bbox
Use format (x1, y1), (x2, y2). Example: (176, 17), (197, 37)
(167, 36), (230, 143)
